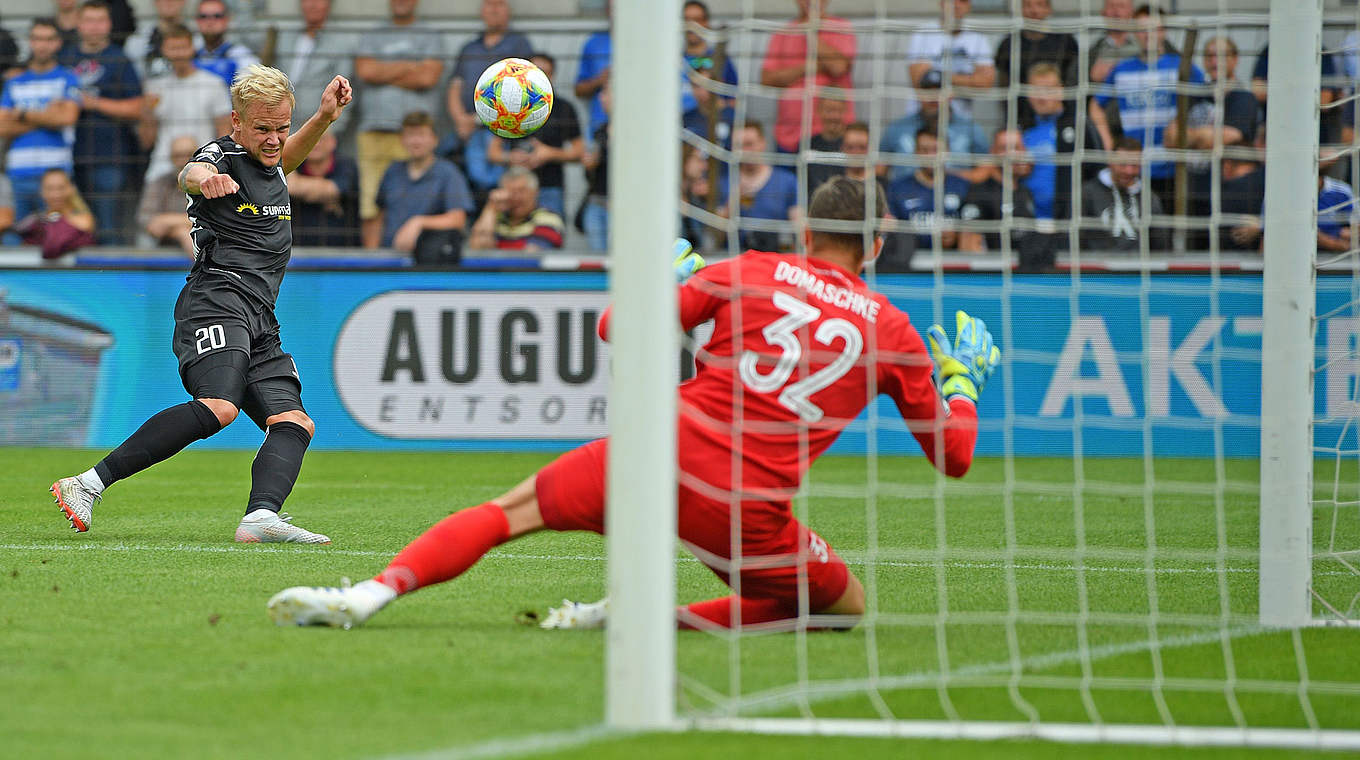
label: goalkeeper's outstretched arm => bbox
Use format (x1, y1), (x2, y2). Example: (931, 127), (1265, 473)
(885, 310), (1000, 478)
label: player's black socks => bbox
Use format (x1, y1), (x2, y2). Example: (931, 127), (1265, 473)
(245, 421), (312, 515)
(94, 400), (223, 487)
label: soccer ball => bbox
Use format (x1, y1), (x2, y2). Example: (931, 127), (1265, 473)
(473, 58), (554, 139)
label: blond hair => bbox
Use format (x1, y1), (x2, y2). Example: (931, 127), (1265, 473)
(41, 168), (91, 217)
(230, 64), (295, 116)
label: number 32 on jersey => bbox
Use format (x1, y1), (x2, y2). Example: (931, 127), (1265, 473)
(737, 291), (864, 423)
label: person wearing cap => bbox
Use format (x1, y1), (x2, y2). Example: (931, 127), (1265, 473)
(880, 68), (988, 184)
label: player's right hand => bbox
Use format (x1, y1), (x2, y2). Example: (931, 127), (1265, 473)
(926, 310), (1000, 404)
(673, 238), (705, 283)
(199, 173), (240, 199)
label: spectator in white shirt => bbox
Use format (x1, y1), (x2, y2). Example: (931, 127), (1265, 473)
(124, 0), (199, 81)
(137, 22), (231, 185)
(906, 0), (996, 122)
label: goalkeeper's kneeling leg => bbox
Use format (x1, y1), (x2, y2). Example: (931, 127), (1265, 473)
(678, 506), (862, 630)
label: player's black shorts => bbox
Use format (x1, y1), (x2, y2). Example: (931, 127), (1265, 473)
(172, 278), (304, 429)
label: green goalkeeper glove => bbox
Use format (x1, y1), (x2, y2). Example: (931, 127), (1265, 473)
(926, 310), (1001, 404)
(673, 238), (705, 283)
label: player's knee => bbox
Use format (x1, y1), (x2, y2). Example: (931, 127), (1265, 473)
(266, 411), (314, 438)
(818, 574), (866, 619)
(197, 397), (239, 427)
(496, 474), (546, 537)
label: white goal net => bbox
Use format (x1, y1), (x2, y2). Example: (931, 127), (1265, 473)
(608, 0), (1360, 750)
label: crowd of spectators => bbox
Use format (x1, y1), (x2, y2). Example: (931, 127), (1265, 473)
(685, 0), (1358, 270)
(0, 0), (1355, 268)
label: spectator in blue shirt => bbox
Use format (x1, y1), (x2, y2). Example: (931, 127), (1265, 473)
(1317, 173), (1357, 254)
(375, 111), (475, 258)
(62, 0), (144, 245)
(880, 69), (988, 184)
(887, 127), (970, 251)
(1087, 4), (1205, 205)
(1020, 62), (1063, 221)
(193, 0), (259, 88)
(446, 0), (534, 143)
(0, 19), (81, 242)
(718, 121), (800, 252)
(681, 0), (737, 148)
(574, 2), (611, 140)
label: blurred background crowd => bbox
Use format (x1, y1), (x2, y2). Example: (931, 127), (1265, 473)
(0, 0), (1354, 270)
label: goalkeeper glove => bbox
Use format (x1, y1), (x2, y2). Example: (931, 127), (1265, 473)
(926, 310), (1001, 404)
(673, 238), (705, 283)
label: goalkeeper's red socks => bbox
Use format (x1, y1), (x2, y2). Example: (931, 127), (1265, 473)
(375, 503), (510, 594)
(680, 595), (792, 629)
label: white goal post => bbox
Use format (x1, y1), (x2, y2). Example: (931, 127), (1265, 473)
(606, 0), (682, 731)
(1258, 0), (1321, 629)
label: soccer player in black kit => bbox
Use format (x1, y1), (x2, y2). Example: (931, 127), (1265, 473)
(50, 65), (353, 543)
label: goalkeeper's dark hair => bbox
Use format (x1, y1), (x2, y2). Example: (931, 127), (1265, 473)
(808, 175), (887, 257)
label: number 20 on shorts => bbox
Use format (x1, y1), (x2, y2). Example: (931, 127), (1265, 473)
(195, 324), (226, 355)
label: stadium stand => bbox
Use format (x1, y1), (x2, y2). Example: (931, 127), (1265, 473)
(0, 0), (1354, 272)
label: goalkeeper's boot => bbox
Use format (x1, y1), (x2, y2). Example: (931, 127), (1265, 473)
(540, 598), (609, 630)
(235, 509), (331, 544)
(267, 578), (395, 630)
(50, 476), (100, 532)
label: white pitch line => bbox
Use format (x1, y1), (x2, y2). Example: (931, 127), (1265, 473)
(3, 542), (1356, 578)
(0, 542), (607, 563)
(374, 724), (619, 760)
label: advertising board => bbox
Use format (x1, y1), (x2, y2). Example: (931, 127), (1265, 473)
(0, 270), (1353, 457)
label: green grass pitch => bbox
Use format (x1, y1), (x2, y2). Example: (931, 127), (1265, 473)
(2, 447), (1357, 759)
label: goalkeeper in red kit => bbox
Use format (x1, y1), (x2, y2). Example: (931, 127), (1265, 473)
(267, 176), (1000, 631)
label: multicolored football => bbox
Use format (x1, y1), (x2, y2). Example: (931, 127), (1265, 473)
(473, 57), (554, 139)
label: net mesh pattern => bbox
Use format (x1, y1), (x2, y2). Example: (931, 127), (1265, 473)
(672, 0), (1360, 743)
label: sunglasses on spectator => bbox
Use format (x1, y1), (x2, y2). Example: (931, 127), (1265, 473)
(198, 12), (226, 19)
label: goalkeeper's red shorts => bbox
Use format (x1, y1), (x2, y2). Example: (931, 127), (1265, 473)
(535, 438), (851, 612)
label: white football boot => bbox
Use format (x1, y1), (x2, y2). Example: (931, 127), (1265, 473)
(235, 509), (331, 544)
(50, 476), (100, 532)
(539, 598), (609, 630)
(267, 578), (395, 630)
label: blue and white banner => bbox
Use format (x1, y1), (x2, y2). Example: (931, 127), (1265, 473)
(0, 270), (1353, 456)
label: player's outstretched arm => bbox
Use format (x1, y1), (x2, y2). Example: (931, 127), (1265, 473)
(282, 75), (353, 175)
(180, 161), (238, 198)
(596, 239), (708, 342)
(894, 310), (1001, 478)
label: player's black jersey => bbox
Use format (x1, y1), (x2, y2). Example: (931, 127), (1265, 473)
(186, 135), (293, 307)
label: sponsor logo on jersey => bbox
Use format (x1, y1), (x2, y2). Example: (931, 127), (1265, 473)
(261, 204), (291, 219)
(235, 202), (291, 220)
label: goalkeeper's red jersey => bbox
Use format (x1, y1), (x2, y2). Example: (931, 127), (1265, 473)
(604, 251), (977, 498)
